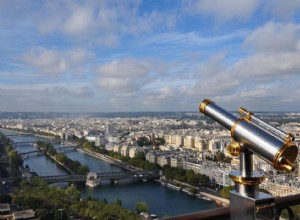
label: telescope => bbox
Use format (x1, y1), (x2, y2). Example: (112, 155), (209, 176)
(199, 99), (298, 220)
(199, 99), (297, 172)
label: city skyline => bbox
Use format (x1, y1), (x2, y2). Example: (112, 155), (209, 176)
(1, 0), (300, 112)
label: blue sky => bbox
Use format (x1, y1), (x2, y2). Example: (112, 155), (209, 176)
(1, 0), (300, 112)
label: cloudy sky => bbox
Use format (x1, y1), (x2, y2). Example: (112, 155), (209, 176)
(1, 0), (300, 112)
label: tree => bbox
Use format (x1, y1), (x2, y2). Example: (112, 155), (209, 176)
(47, 147), (57, 156)
(65, 184), (80, 201)
(186, 169), (195, 177)
(187, 175), (198, 186)
(83, 141), (91, 149)
(115, 198), (122, 207)
(0, 194), (12, 203)
(154, 137), (165, 146)
(9, 151), (23, 170)
(135, 201), (149, 213)
(197, 174), (209, 185)
(188, 187), (198, 195)
(220, 186), (234, 199)
(31, 176), (48, 188)
(134, 152), (145, 160)
(55, 153), (67, 163)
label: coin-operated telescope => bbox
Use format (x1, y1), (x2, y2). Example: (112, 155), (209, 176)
(199, 99), (298, 220)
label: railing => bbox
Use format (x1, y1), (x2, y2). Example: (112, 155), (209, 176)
(163, 194), (300, 220)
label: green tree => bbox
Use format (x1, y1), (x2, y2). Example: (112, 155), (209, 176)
(83, 141), (91, 150)
(135, 201), (149, 213)
(9, 151), (23, 170)
(154, 137), (165, 146)
(188, 187), (198, 195)
(186, 169), (195, 177)
(65, 184), (81, 202)
(134, 152), (145, 160)
(47, 146), (57, 156)
(31, 177), (48, 188)
(187, 175), (198, 186)
(175, 174), (186, 182)
(220, 186), (234, 199)
(55, 153), (67, 163)
(197, 174), (209, 185)
(0, 194), (12, 203)
(115, 198), (122, 207)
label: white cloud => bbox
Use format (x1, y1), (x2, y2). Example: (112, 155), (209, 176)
(183, 0), (260, 22)
(243, 22), (300, 53)
(0, 86), (96, 112)
(95, 58), (157, 93)
(143, 87), (175, 105)
(62, 4), (94, 35)
(72, 86), (94, 97)
(36, 1), (177, 47)
(267, 0), (300, 20)
(193, 52), (226, 77)
(233, 52), (300, 79)
(22, 47), (93, 76)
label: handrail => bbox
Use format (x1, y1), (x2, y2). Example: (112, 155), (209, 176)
(162, 207), (230, 220)
(163, 194), (300, 220)
(274, 194), (300, 209)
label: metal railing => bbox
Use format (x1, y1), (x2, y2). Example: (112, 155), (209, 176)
(163, 194), (300, 220)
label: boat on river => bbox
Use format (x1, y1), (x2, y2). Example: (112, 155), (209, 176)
(196, 193), (212, 201)
(166, 183), (181, 191)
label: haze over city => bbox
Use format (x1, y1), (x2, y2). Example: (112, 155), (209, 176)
(1, 0), (300, 112)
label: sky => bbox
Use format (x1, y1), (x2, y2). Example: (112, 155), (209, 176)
(1, 0), (300, 112)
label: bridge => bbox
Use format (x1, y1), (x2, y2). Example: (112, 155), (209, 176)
(0, 170), (160, 184)
(4, 133), (32, 137)
(20, 146), (76, 156)
(41, 171), (159, 183)
(12, 140), (60, 145)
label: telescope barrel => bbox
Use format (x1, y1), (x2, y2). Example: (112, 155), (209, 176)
(199, 99), (237, 130)
(199, 99), (298, 172)
(239, 107), (295, 142)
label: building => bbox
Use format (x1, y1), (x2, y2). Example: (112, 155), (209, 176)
(146, 151), (157, 164)
(194, 137), (205, 151)
(121, 145), (129, 157)
(106, 123), (115, 134)
(174, 135), (183, 146)
(157, 155), (170, 167)
(170, 156), (183, 168)
(128, 147), (143, 158)
(208, 139), (221, 152)
(183, 136), (195, 148)
(95, 136), (105, 147)
(113, 145), (121, 153)
(106, 135), (119, 143)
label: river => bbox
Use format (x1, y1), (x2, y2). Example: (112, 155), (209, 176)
(4, 131), (217, 217)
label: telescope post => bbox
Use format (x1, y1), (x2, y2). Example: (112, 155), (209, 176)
(229, 149), (274, 220)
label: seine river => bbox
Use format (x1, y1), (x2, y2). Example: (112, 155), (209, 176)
(5, 131), (216, 217)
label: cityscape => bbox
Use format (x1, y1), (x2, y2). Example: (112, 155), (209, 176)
(1, 109), (300, 219)
(1, 1), (300, 220)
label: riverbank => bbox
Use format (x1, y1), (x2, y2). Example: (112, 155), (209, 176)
(156, 178), (229, 207)
(200, 192), (229, 206)
(77, 148), (138, 172)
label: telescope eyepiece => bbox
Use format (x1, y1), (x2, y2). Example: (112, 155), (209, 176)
(279, 157), (294, 172)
